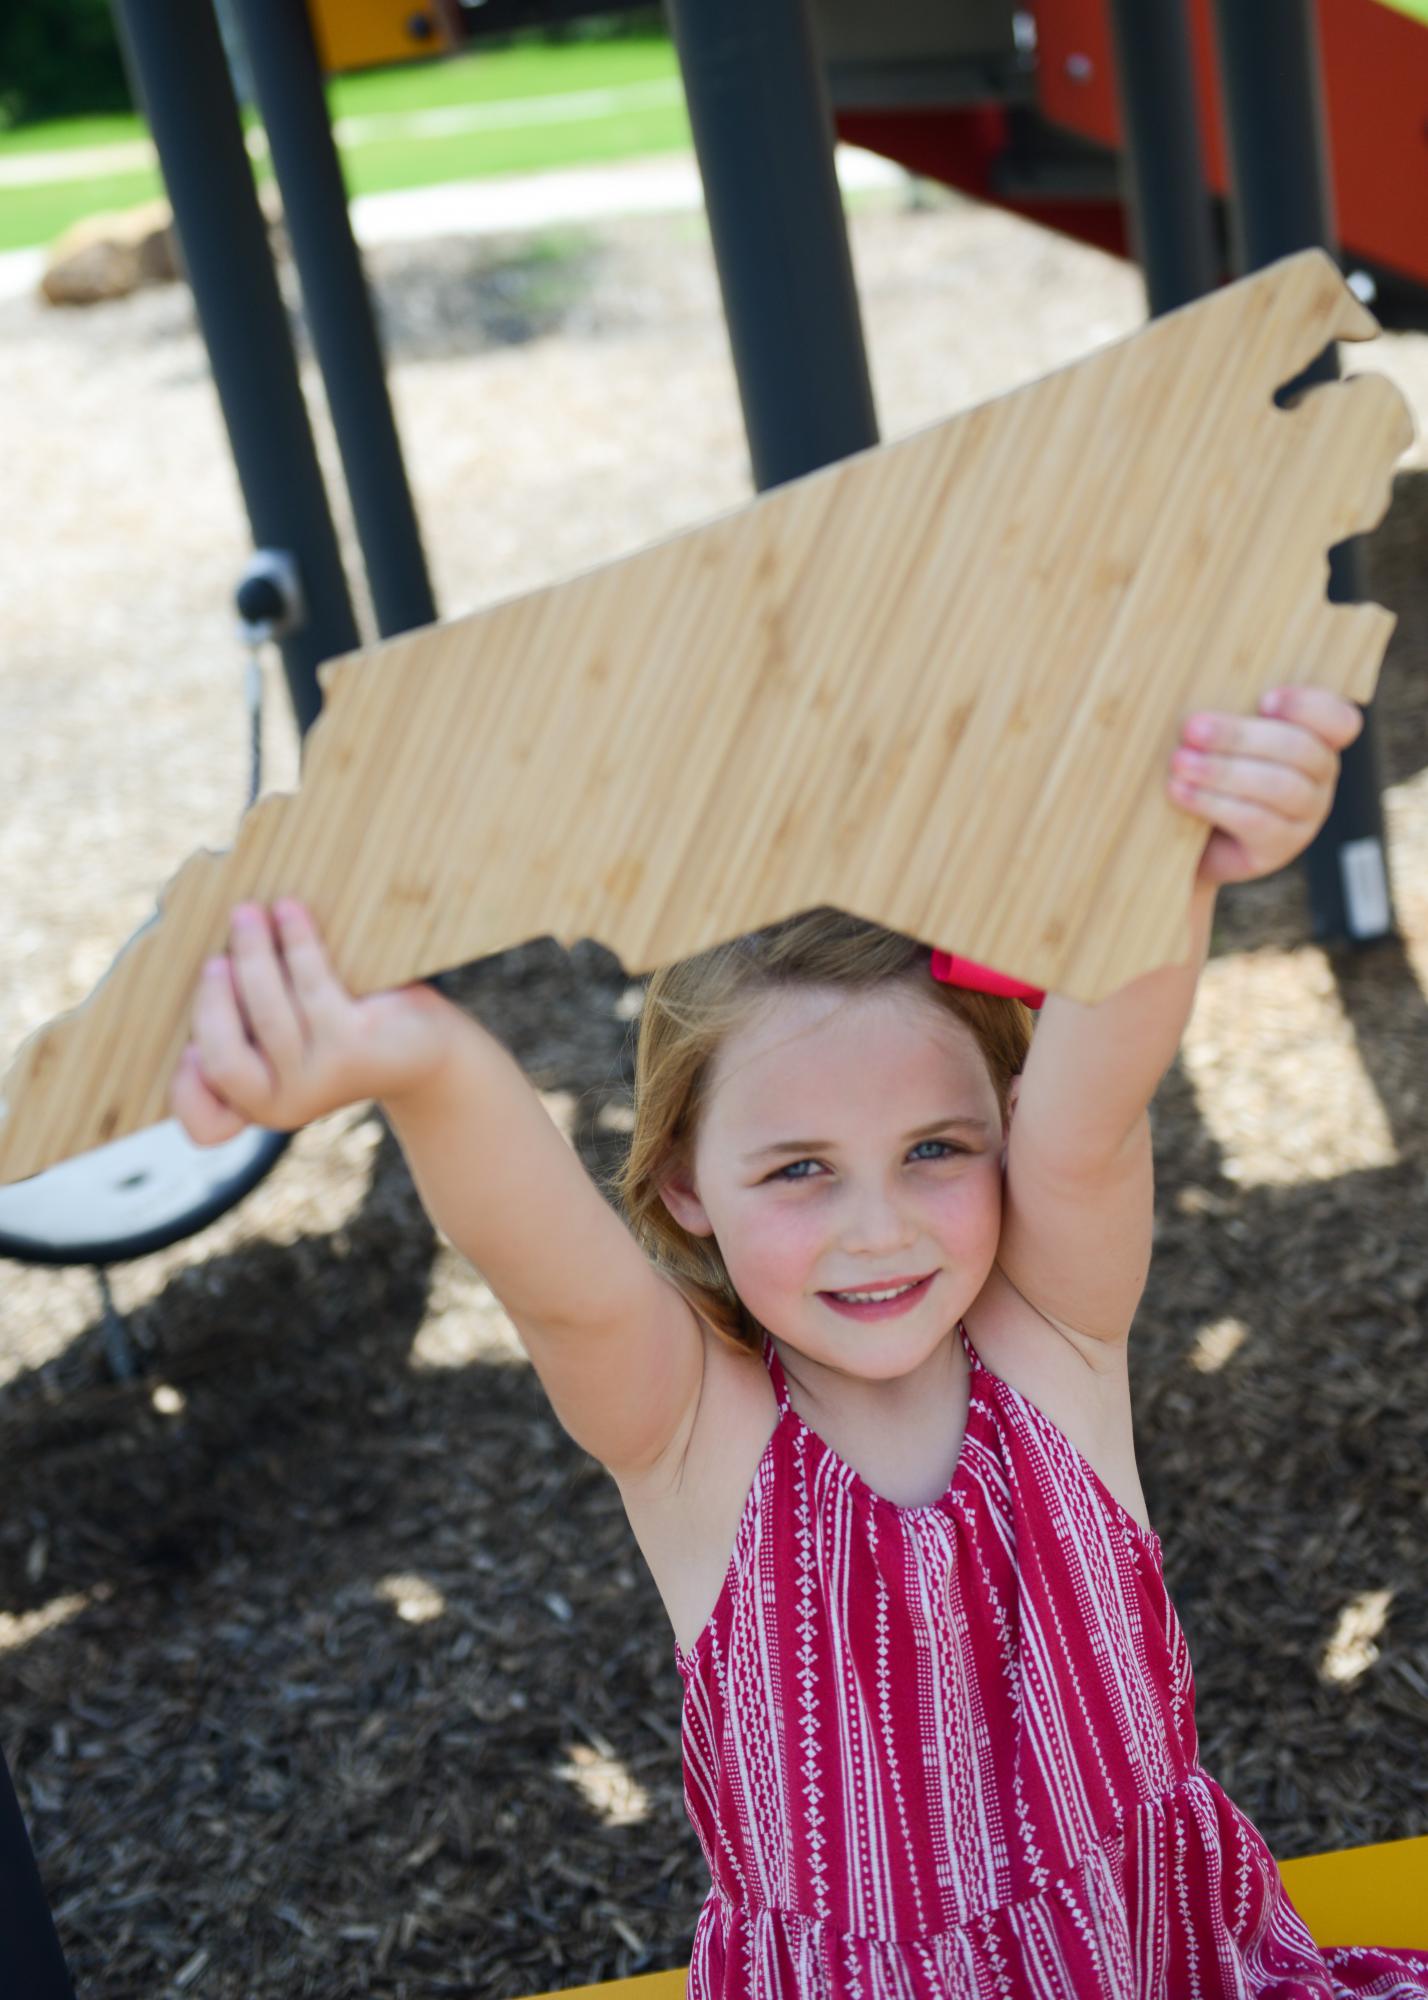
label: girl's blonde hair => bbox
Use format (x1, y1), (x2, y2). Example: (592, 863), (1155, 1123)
(607, 907), (1037, 1356)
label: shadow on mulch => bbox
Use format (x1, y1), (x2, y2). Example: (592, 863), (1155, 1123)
(1, 495), (1426, 1998)
(362, 233), (615, 364)
(82, 230), (615, 392)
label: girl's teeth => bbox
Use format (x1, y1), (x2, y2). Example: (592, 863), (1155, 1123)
(834, 1281), (918, 1302)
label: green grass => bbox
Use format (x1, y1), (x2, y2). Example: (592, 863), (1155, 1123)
(337, 100), (688, 200)
(325, 34), (677, 117)
(3, 171), (167, 251)
(0, 35), (686, 254)
(0, 112), (148, 156)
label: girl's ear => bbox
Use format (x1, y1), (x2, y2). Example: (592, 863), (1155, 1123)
(658, 1161), (716, 1238)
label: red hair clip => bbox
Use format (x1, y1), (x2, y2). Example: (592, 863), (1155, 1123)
(930, 951), (1045, 1009)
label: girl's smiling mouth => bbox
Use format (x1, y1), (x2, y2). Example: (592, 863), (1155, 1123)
(818, 1273), (936, 1319)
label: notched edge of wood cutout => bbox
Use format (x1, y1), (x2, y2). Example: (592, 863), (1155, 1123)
(0, 250), (1415, 1185)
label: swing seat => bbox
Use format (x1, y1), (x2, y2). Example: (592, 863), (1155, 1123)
(512, 1834), (1428, 2000)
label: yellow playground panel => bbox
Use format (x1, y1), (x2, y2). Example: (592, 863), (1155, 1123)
(1278, 1833), (1428, 1948)
(512, 1835), (1428, 2000)
(305, 0), (462, 74)
(542, 1973), (687, 2000)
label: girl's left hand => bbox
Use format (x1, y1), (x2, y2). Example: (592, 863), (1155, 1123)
(1168, 686), (1365, 889)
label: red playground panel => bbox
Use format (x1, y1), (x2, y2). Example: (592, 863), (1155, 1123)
(836, 0), (1428, 300)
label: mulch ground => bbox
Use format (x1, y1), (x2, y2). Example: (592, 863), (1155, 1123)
(0, 193), (1425, 1998)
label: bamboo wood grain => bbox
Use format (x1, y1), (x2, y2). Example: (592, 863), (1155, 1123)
(0, 249), (1413, 1184)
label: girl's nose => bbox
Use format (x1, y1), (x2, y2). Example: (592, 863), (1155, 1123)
(840, 1192), (916, 1255)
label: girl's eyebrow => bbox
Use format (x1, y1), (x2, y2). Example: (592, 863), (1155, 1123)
(743, 1114), (992, 1162)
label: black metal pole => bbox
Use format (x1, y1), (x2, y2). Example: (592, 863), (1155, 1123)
(1209, 0), (1396, 946)
(228, 0), (438, 638)
(0, 1747), (75, 1998)
(110, 0), (360, 742)
(1105, 0), (1217, 315)
(661, 0), (878, 490)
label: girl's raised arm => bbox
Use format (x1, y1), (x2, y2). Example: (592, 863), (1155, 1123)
(996, 686), (1361, 1350)
(171, 901), (704, 1482)
(994, 884), (1215, 1350)
(383, 1016), (705, 1479)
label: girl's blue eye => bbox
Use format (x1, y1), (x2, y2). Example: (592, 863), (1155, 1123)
(768, 1139), (964, 1183)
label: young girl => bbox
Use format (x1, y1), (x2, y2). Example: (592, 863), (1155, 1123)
(170, 685), (1427, 1998)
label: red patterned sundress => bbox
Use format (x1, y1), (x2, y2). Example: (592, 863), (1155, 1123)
(673, 1317), (1428, 1998)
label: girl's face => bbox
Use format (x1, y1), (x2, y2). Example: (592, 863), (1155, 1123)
(658, 982), (1017, 1384)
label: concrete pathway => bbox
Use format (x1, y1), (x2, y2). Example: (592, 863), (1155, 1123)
(0, 144), (906, 303)
(348, 143), (903, 245)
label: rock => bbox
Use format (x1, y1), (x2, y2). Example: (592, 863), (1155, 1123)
(40, 197), (180, 306)
(40, 183), (290, 308)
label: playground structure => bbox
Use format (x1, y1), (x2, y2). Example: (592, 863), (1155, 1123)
(0, 0), (1416, 1992)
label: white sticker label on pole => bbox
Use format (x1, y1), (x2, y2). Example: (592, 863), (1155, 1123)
(1339, 837), (1390, 939)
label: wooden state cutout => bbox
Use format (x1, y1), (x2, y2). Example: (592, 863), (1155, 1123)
(0, 248), (1413, 1184)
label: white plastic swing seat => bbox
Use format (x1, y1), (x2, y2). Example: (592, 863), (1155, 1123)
(516, 1834), (1428, 2000)
(0, 1119), (285, 1265)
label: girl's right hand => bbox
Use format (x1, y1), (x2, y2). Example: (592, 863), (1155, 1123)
(169, 899), (460, 1146)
